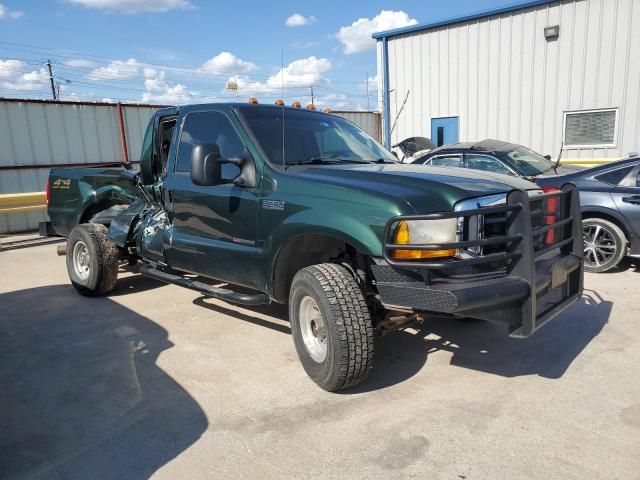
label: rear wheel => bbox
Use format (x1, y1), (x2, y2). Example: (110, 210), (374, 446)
(66, 224), (120, 296)
(289, 263), (375, 391)
(582, 218), (627, 273)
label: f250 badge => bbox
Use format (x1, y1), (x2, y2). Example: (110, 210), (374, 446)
(262, 199), (285, 211)
(52, 178), (71, 190)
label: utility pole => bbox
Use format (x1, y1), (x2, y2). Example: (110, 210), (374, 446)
(366, 71), (370, 111)
(45, 60), (57, 100)
(310, 84), (314, 105)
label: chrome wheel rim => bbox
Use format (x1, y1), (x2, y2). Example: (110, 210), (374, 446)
(299, 295), (327, 363)
(72, 240), (91, 281)
(583, 224), (617, 268)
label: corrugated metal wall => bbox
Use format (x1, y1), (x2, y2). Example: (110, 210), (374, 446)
(381, 0), (640, 161)
(334, 111), (382, 142)
(0, 100), (381, 233)
(0, 100), (158, 233)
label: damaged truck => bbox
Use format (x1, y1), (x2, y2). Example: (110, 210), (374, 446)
(43, 103), (584, 391)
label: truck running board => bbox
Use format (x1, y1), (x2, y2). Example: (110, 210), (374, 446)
(140, 264), (270, 306)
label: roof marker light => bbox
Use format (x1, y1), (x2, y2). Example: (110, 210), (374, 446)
(306, 103), (316, 110)
(291, 101), (301, 108)
(248, 97), (258, 104)
(275, 99), (285, 106)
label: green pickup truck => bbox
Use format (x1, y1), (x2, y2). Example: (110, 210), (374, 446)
(43, 103), (583, 391)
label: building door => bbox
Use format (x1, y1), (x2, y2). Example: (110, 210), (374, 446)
(431, 117), (459, 147)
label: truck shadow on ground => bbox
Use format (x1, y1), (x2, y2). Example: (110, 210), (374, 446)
(193, 296), (291, 334)
(349, 289), (611, 393)
(0, 284), (207, 480)
(189, 284), (610, 394)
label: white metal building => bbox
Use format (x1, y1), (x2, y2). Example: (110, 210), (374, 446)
(374, 0), (640, 164)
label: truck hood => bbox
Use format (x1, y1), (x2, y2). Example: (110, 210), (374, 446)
(288, 163), (538, 213)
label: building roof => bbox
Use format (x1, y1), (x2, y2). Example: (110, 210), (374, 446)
(372, 0), (558, 40)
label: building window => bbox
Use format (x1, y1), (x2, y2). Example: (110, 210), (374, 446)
(563, 108), (618, 147)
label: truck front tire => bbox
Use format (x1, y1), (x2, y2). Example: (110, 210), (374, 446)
(66, 224), (119, 296)
(289, 263), (375, 391)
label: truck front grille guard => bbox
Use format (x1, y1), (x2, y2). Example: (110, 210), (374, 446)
(382, 184), (584, 336)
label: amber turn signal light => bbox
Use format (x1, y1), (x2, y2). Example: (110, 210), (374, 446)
(392, 221), (456, 260)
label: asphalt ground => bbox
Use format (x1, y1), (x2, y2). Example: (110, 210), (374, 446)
(1, 241), (639, 479)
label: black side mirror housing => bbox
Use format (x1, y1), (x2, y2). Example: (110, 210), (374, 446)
(190, 144), (256, 187)
(544, 154), (552, 160)
(191, 144), (225, 186)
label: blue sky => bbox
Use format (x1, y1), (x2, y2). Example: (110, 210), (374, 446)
(1, 0), (522, 109)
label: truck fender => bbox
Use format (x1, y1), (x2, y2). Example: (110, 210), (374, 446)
(75, 183), (135, 225)
(265, 211), (385, 300)
(266, 211), (384, 261)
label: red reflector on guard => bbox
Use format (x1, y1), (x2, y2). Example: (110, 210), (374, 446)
(541, 187), (560, 245)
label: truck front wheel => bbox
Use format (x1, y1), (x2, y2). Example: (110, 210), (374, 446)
(289, 263), (375, 391)
(66, 224), (119, 296)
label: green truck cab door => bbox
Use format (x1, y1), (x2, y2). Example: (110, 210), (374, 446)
(163, 109), (262, 288)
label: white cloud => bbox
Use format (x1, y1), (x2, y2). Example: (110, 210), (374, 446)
(292, 40), (320, 49)
(0, 59), (49, 91)
(336, 10), (417, 54)
(87, 58), (140, 80)
(0, 4), (24, 19)
(224, 56), (332, 102)
(266, 56), (331, 88)
(65, 58), (98, 69)
(0, 59), (24, 79)
(363, 74), (378, 92)
(285, 13), (316, 27)
(68, 0), (193, 14)
(198, 52), (256, 76)
(142, 67), (196, 104)
(315, 93), (348, 110)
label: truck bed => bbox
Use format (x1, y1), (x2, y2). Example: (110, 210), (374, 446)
(46, 164), (137, 237)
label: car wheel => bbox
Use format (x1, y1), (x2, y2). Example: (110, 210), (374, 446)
(66, 223), (120, 296)
(582, 218), (627, 273)
(289, 263), (375, 391)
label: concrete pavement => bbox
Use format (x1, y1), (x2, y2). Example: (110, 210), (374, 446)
(1, 242), (639, 479)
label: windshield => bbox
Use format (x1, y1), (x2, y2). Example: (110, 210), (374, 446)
(500, 146), (556, 176)
(239, 106), (396, 166)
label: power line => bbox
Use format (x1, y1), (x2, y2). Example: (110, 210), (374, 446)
(0, 41), (373, 107)
(0, 41), (370, 86)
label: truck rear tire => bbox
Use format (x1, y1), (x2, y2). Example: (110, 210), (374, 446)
(66, 224), (119, 296)
(289, 263), (375, 391)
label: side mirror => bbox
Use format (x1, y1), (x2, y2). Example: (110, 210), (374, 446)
(191, 144), (225, 186)
(544, 154), (552, 160)
(190, 144), (254, 187)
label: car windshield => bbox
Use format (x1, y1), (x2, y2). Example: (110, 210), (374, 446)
(239, 106), (396, 166)
(500, 146), (556, 176)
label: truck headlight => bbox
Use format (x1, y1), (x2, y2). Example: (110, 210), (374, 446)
(392, 218), (458, 260)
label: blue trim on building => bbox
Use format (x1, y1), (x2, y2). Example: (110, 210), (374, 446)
(372, 0), (556, 40)
(382, 37), (391, 148)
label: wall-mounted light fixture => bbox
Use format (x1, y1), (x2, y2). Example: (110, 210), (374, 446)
(544, 25), (560, 40)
